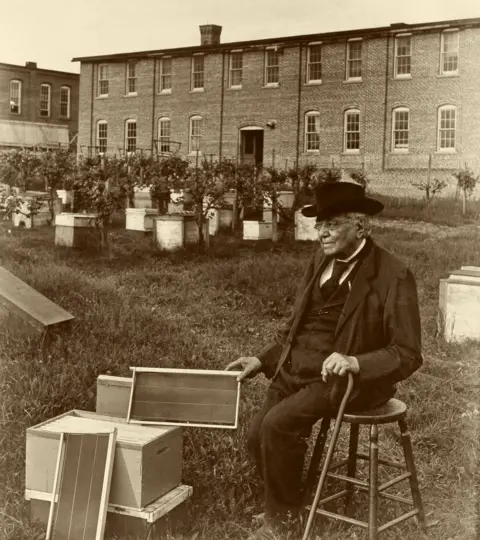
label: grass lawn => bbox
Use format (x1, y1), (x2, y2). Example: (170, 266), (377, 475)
(0, 219), (479, 540)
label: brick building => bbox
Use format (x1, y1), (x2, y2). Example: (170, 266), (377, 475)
(0, 61), (79, 150)
(73, 17), (480, 195)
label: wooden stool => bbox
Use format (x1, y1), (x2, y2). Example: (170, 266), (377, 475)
(303, 398), (427, 540)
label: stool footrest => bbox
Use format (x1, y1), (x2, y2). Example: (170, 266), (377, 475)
(379, 472), (411, 491)
(329, 458), (349, 471)
(357, 485), (414, 506)
(313, 508), (368, 529)
(356, 452), (405, 469)
(327, 472), (368, 488)
(317, 489), (349, 506)
(378, 509), (419, 533)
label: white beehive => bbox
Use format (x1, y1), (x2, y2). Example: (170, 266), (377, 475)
(243, 221), (273, 240)
(439, 266), (480, 342)
(295, 209), (318, 241)
(125, 208), (158, 232)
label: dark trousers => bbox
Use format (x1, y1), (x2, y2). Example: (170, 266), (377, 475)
(247, 367), (388, 521)
(246, 367), (344, 521)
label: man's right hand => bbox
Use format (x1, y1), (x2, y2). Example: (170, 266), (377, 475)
(225, 356), (262, 382)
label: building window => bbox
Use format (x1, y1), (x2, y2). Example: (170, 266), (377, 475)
(344, 109), (360, 152)
(158, 57), (172, 93)
(126, 62), (138, 94)
(307, 43), (322, 83)
(346, 39), (362, 80)
(189, 116), (202, 153)
(59, 86), (70, 118)
(192, 55), (204, 90)
(305, 112), (320, 151)
(40, 84), (51, 117)
(97, 121), (108, 154)
(394, 35), (412, 77)
(158, 117), (171, 153)
(98, 64), (109, 96)
(265, 48), (280, 85)
(438, 106), (456, 151)
(392, 108), (410, 151)
(10, 80), (21, 114)
(125, 119), (137, 153)
(229, 51), (243, 88)
(441, 30), (459, 75)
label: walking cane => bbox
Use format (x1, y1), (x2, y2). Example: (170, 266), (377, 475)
(302, 373), (355, 540)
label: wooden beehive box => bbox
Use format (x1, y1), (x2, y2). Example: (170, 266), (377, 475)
(439, 266), (480, 342)
(0, 266), (74, 338)
(26, 410), (183, 509)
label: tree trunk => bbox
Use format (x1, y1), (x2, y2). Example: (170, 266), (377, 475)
(271, 184), (278, 243)
(462, 189), (467, 215)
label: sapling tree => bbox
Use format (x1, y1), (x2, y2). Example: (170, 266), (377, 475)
(73, 155), (128, 250)
(35, 149), (75, 222)
(412, 177), (447, 208)
(150, 155), (190, 212)
(184, 158), (236, 248)
(350, 170), (370, 189)
(0, 149), (41, 192)
(453, 167), (478, 215)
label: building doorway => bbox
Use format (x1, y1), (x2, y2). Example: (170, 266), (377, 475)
(240, 128), (264, 167)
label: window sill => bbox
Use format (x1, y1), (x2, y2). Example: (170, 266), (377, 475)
(305, 149), (320, 154)
(157, 90), (172, 95)
(437, 73), (459, 78)
(190, 88), (205, 93)
(390, 150), (410, 154)
(341, 151), (361, 155)
(344, 78), (362, 84)
(228, 86), (242, 91)
(305, 80), (322, 86)
(124, 93), (138, 97)
(263, 83), (280, 89)
(96, 95), (109, 99)
(435, 149), (457, 155)
(393, 75), (412, 80)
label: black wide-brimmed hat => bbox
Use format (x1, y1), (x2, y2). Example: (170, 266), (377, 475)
(301, 181), (384, 221)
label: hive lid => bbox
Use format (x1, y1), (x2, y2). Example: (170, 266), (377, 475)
(448, 266), (480, 280)
(36, 411), (173, 444)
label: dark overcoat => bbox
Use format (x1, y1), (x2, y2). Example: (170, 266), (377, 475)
(257, 239), (423, 402)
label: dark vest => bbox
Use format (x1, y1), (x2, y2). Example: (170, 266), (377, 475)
(285, 240), (372, 380)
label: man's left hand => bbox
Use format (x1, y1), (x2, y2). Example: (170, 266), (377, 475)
(322, 353), (359, 383)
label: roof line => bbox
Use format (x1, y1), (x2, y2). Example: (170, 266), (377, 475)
(71, 16), (480, 63)
(0, 62), (79, 76)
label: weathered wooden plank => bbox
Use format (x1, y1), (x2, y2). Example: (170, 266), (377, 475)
(0, 266), (74, 328)
(96, 375), (131, 418)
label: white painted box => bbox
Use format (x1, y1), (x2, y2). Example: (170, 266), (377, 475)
(125, 208), (158, 232)
(295, 209), (318, 241)
(55, 212), (99, 248)
(26, 409), (183, 509)
(439, 266), (480, 342)
(153, 214), (209, 250)
(243, 221), (273, 240)
(13, 198), (51, 228)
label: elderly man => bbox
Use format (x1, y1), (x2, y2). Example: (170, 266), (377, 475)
(226, 181), (423, 539)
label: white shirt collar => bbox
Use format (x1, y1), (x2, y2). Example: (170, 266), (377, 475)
(337, 238), (366, 263)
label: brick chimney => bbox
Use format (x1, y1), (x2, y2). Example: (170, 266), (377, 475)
(199, 24), (222, 46)
(25, 61), (37, 69)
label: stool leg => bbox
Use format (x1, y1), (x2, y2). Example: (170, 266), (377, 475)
(345, 423), (359, 516)
(368, 424), (379, 540)
(303, 418), (331, 509)
(398, 419), (427, 533)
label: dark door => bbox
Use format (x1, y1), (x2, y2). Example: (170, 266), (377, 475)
(241, 130), (264, 167)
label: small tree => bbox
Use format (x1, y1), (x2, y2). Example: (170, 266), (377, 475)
(453, 167), (478, 215)
(73, 155), (128, 250)
(317, 166), (343, 184)
(184, 158), (235, 248)
(412, 177), (447, 208)
(350, 170), (370, 189)
(35, 149), (75, 222)
(150, 155), (190, 212)
(0, 149), (41, 192)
